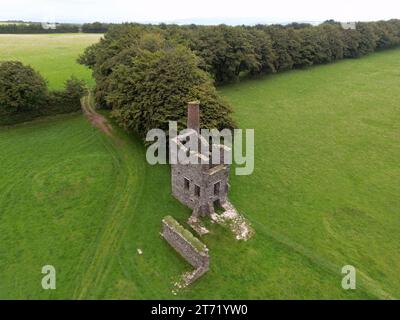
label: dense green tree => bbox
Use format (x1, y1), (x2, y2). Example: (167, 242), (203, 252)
(81, 22), (111, 33)
(285, 22), (313, 29)
(357, 22), (378, 55)
(322, 19), (341, 26)
(106, 46), (234, 139)
(266, 26), (296, 71)
(373, 23), (391, 49)
(188, 26), (258, 83)
(320, 24), (344, 61)
(247, 28), (276, 74)
(342, 29), (362, 58)
(373, 21), (400, 49)
(0, 61), (47, 113)
(297, 27), (320, 66)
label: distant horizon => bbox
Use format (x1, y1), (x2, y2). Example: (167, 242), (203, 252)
(0, 17), (393, 26)
(1, 0), (399, 26)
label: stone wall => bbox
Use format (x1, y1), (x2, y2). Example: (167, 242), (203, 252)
(171, 162), (230, 216)
(162, 217), (209, 285)
(162, 217), (209, 268)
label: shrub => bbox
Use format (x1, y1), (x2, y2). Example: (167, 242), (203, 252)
(47, 77), (86, 115)
(0, 61), (47, 113)
(0, 61), (86, 126)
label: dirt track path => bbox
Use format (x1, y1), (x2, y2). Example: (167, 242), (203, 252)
(73, 94), (146, 298)
(81, 94), (114, 138)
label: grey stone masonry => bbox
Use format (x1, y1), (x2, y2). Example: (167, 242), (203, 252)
(162, 217), (209, 269)
(171, 101), (231, 219)
(162, 216), (209, 285)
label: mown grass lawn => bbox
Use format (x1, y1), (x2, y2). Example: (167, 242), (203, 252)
(219, 48), (400, 299)
(0, 34), (101, 90)
(0, 34), (399, 299)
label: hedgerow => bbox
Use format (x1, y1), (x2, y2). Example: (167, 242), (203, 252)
(0, 61), (86, 126)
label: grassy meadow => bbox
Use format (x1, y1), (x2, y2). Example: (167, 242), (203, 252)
(220, 49), (400, 299)
(0, 34), (101, 89)
(0, 35), (399, 299)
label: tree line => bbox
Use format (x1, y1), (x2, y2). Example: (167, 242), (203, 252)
(81, 22), (112, 33)
(0, 22), (81, 34)
(78, 19), (400, 140)
(178, 19), (400, 83)
(0, 22), (112, 34)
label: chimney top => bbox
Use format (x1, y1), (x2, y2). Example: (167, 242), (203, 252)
(187, 101), (200, 132)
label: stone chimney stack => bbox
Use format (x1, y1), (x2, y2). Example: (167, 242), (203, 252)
(187, 101), (200, 132)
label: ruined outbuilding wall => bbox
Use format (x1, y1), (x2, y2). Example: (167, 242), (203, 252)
(162, 217), (209, 268)
(162, 217), (209, 284)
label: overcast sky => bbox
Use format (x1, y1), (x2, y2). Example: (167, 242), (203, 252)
(1, 0), (399, 24)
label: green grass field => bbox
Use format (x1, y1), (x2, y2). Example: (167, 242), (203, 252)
(0, 34), (101, 89)
(0, 35), (399, 299)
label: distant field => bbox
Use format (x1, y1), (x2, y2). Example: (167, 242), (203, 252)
(0, 22), (29, 25)
(0, 34), (399, 299)
(0, 34), (101, 89)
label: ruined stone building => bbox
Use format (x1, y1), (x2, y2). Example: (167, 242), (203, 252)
(171, 101), (231, 220)
(162, 103), (252, 288)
